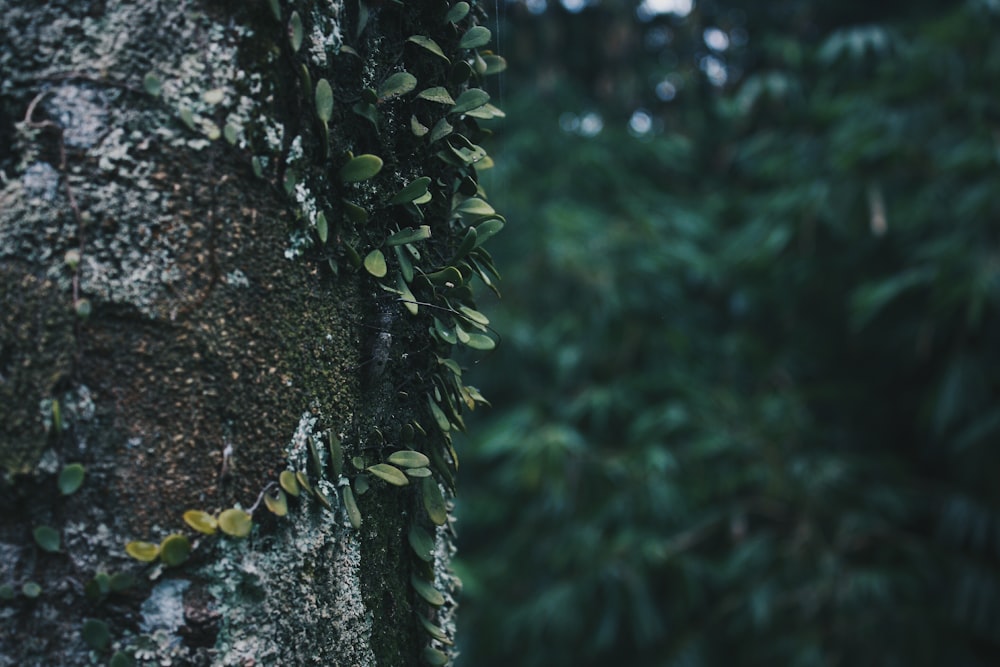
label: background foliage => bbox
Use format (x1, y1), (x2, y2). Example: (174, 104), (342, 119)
(456, 0), (1000, 665)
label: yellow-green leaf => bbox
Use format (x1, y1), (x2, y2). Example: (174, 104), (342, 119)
(218, 508), (253, 538)
(125, 541), (159, 562)
(367, 463), (410, 486)
(279, 470), (300, 497)
(410, 574), (445, 606)
(159, 534), (191, 567)
(387, 450), (431, 468)
(264, 488), (288, 516)
(183, 510), (218, 535)
(364, 249), (387, 277)
(422, 476), (448, 526)
(340, 154), (383, 183)
(343, 485), (362, 529)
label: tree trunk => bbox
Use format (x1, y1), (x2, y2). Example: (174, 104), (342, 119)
(0, 0), (500, 664)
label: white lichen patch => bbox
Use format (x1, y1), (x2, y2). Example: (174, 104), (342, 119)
(201, 412), (374, 666)
(42, 85), (109, 149)
(140, 578), (192, 635)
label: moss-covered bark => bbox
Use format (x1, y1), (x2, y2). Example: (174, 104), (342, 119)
(0, 0), (498, 663)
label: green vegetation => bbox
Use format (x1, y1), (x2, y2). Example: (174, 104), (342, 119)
(458, 1), (1000, 665)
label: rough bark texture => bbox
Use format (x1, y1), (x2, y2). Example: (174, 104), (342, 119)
(0, 0), (490, 664)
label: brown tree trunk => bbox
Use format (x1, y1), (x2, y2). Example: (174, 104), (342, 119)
(1, 0), (499, 664)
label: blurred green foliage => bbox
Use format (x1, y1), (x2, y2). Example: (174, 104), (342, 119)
(456, 1), (1000, 665)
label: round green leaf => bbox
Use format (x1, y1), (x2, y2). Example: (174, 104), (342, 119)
(125, 540), (159, 562)
(143, 72), (162, 97)
(388, 450), (431, 468)
(418, 87), (455, 105)
(364, 249), (388, 277)
(408, 524), (435, 562)
(315, 78), (334, 123)
(450, 88), (490, 114)
(340, 154), (383, 183)
(367, 463), (410, 486)
(410, 574), (445, 606)
(33, 525), (60, 553)
(377, 71), (417, 100)
(22, 582), (41, 598)
(159, 534), (191, 567)
(279, 470), (300, 497)
(422, 476), (448, 526)
(405, 466), (433, 478)
(459, 25), (491, 49)
(390, 177), (432, 205)
(183, 510), (218, 535)
(463, 333), (496, 350)
(218, 508), (253, 538)
(445, 1), (470, 23)
(264, 488), (288, 516)
(58, 463), (85, 495)
(474, 217), (505, 246)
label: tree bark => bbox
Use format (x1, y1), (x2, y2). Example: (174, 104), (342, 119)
(1, 0), (497, 664)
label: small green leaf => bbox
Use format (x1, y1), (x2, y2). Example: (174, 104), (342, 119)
(424, 266), (464, 286)
(296, 471), (314, 495)
(125, 541), (159, 562)
(343, 199), (369, 224)
(388, 450), (431, 468)
(143, 72), (162, 97)
(411, 115), (429, 136)
(223, 123), (239, 145)
(408, 524), (435, 562)
(428, 396), (451, 433)
(417, 87), (455, 105)
(418, 614), (452, 643)
(405, 466), (433, 478)
(377, 71), (417, 100)
(390, 177), (432, 205)
(264, 488), (288, 516)
(429, 118), (453, 143)
(395, 245), (414, 283)
(452, 227), (477, 261)
(474, 216), (505, 246)
(328, 432), (344, 478)
(343, 486), (362, 529)
(459, 305), (489, 326)
(218, 508), (253, 538)
(450, 88), (490, 114)
(279, 470), (300, 497)
(465, 103), (506, 120)
(482, 54), (508, 75)
(367, 463), (410, 486)
(82, 619), (110, 651)
(33, 525), (60, 553)
(364, 249), (388, 277)
(179, 107), (196, 131)
(315, 78), (334, 123)
(423, 646), (449, 666)
(183, 510), (218, 535)
(308, 436), (324, 477)
(463, 333), (496, 350)
(316, 211), (329, 243)
(454, 197), (495, 217)
(109, 572), (135, 592)
(352, 101), (379, 127)
(267, 0), (281, 20)
(22, 582), (42, 598)
(445, 1), (470, 23)
(386, 226), (431, 246)
(411, 574), (445, 606)
(408, 35), (449, 62)
(58, 463), (85, 495)
(289, 11), (304, 53)
(422, 476), (448, 526)
(159, 534), (191, 567)
(314, 488), (334, 511)
(459, 25), (491, 49)
(340, 154), (383, 182)
(355, 474), (370, 495)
